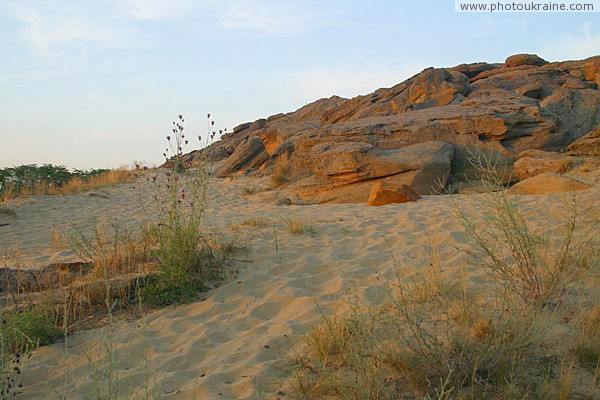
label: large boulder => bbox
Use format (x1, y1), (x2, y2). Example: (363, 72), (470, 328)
(506, 173), (593, 195)
(303, 140), (454, 192)
(567, 127), (600, 156)
(287, 141), (454, 203)
(514, 150), (581, 180)
(505, 54), (548, 68)
(367, 182), (421, 206)
(540, 88), (600, 144)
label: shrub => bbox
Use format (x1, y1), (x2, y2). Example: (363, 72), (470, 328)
(454, 152), (596, 306)
(138, 114), (242, 306)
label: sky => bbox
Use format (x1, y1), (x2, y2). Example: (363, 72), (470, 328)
(1, 0), (599, 169)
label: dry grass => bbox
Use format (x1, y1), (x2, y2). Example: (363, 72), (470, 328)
(66, 222), (157, 278)
(240, 217), (270, 228)
(50, 226), (68, 249)
(272, 157), (291, 188)
(291, 265), (555, 399)
(574, 307), (600, 371)
(52, 168), (133, 195)
(283, 215), (307, 234)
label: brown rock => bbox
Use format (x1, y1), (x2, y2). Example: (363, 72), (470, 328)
(540, 88), (600, 144)
(321, 68), (470, 124)
(505, 54), (548, 68)
(567, 127), (600, 156)
(233, 122), (251, 133)
(448, 62), (502, 79)
(303, 141), (454, 193)
(514, 150), (580, 180)
(506, 173), (593, 195)
(214, 136), (269, 177)
(368, 182), (421, 206)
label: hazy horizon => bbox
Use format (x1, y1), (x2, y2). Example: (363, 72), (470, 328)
(1, 0), (599, 169)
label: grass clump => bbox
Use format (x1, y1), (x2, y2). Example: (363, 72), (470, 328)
(272, 157), (290, 188)
(67, 222), (156, 278)
(241, 186), (260, 196)
(574, 307), (600, 370)
(283, 215), (307, 234)
(0, 305), (61, 353)
(240, 217), (270, 228)
(0, 305), (61, 397)
(141, 235), (244, 306)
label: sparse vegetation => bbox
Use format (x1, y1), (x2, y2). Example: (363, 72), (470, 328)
(455, 151), (595, 306)
(0, 304), (61, 397)
(240, 216), (270, 227)
(272, 157), (291, 188)
(291, 269), (555, 399)
(289, 153), (599, 399)
(241, 186), (260, 196)
(574, 307), (600, 370)
(283, 215), (308, 234)
(135, 114), (246, 306)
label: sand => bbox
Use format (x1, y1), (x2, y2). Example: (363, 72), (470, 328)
(1, 173), (598, 399)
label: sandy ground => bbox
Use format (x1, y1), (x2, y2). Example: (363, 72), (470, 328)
(1, 173), (598, 399)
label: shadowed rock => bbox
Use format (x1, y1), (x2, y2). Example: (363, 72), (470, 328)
(567, 127), (600, 156)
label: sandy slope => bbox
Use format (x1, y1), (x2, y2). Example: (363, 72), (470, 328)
(1, 174), (598, 399)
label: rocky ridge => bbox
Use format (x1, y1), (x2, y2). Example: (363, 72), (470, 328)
(185, 54), (600, 204)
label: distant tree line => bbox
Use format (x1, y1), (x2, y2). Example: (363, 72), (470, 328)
(0, 164), (109, 195)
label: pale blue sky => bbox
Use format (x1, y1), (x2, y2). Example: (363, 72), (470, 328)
(1, 1), (599, 169)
